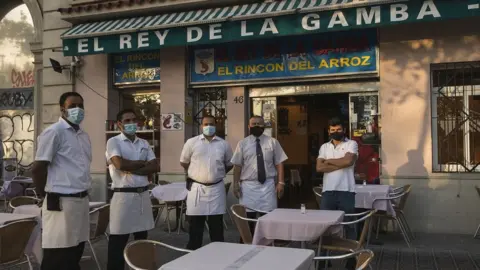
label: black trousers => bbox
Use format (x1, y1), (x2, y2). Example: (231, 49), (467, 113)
(107, 231), (148, 270)
(41, 242), (85, 270)
(186, 214), (224, 250)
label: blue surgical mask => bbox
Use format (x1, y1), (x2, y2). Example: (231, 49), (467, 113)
(66, 107), (84, 125)
(124, 123), (137, 135)
(203, 126), (216, 137)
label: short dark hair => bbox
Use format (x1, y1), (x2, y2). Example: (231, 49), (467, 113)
(116, 109), (137, 122)
(59, 92), (83, 106)
(328, 117), (343, 128)
(201, 115), (216, 123)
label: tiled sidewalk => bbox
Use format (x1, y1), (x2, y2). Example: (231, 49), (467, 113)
(17, 222), (480, 269)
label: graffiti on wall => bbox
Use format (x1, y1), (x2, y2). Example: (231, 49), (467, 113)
(0, 111), (34, 172)
(0, 87), (33, 109)
(11, 69), (34, 88)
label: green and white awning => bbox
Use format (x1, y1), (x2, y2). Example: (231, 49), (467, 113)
(62, 0), (392, 39)
(61, 0), (480, 56)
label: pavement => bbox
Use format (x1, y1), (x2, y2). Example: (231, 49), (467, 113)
(13, 218), (480, 270)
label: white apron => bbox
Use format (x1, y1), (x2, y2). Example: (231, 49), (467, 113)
(42, 196), (89, 248)
(186, 181), (226, 216)
(240, 178), (277, 212)
(110, 191), (154, 235)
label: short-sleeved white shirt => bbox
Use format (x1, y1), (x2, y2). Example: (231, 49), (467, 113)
(35, 117), (92, 194)
(318, 138), (358, 193)
(180, 135), (233, 183)
(231, 135), (288, 181)
(106, 133), (156, 188)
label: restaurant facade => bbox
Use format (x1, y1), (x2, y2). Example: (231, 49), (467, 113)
(34, 0), (480, 234)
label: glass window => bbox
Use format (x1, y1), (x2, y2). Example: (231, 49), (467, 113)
(431, 62), (480, 172)
(193, 88), (227, 139)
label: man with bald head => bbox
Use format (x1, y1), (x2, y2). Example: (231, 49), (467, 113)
(231, 115), (288, 237)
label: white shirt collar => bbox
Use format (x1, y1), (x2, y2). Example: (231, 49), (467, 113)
(58, 117), (83, 133)
(120, 132), (139, 143)
(200, 134), (219, 141)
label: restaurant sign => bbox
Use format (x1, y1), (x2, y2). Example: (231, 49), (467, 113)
(113, 51), (160, 85)
(63, 0), (480, 56)
(190, 30), (377, 84)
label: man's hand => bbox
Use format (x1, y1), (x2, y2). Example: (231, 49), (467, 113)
(276, 183), (285, 199)
(233, 184), (242, 199)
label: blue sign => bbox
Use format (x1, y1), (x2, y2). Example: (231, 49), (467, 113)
(190, 30), (377, 84)
(113, 51), (161, 85)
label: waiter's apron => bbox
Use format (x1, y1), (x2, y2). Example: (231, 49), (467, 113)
(110, 191), (154, 235)
(240, 178), (277, 213)
(186, 181), (226, 216)
(42, 196), (89, 248)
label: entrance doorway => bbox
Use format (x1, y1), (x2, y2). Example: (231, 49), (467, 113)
(251, 91), (381, 209)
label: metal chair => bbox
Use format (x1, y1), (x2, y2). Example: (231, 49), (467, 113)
(313, 249), (374, 270)
(371, 187), (412, 247)
(8, 196), (42, 212)
(312, 186), (323, 209)
(322, 210), (377, 255)
(474, 186), (480, 238)
(0, 219), (37, 270)
(88, 204), (110, 270)
(230, 204), (287, 247)
(123, 240), (191, 270)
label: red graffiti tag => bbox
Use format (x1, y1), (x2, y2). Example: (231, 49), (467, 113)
(11, 70), (34, 88)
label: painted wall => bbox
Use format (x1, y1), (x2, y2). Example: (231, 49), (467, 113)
(379, 17), (480, 234)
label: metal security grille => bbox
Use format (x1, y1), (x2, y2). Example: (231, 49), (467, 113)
(193, 87), (227, 139)
(431, 62), (480, 172)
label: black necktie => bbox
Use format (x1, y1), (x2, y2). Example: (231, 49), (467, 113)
(256, 138), (267, 184)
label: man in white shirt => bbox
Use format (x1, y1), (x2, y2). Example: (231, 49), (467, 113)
(32, 92), (91, 270)
(180, 115), (233, 250)
(106, 109), (159, 270)
(231, 116), (288, 236)
(316, 117), (358, 270)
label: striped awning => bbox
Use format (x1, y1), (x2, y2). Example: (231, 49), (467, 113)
(61, 0), (399, 39)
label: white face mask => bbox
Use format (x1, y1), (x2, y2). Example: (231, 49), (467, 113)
(66, 107), (85, 125)
(203, 126), (216, 136)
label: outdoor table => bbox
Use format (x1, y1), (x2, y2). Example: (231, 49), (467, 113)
(151, 182), (188, 232)
(252, 208), (344, 246)
(0, 211), (41, 263)
(159, 242), (315, 270)
(355, 184), (395, 216)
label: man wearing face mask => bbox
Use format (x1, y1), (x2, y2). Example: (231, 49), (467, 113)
(316, 117), (358, 270)
(231, 116), (288, 237)
(180, 115), (233, 250)
(106, 109), (159, 270)
(32, 92), (91, 270)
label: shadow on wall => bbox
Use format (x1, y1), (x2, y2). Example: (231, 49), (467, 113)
(0, 110), (34, 173)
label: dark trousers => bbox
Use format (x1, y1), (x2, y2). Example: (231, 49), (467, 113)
(41, 242), (85, 270)
(186, 214), (224, 250)
(320, 191), (356, 270)
(107, 231), (148, 270)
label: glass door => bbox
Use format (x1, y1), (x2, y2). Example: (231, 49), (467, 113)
(349, 93), (381, 183)
(252, 97), (277, 138)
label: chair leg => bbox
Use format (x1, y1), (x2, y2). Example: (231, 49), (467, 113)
(88, 240), (102, 270)
(165, 208), (171, 233)
(26, 254), (33, 270)
(375, 217), (381, 239)
(177, 201), (184, 235)
(223, 217), (228, 230)
(398, 211), (415, 240)
(475, 224), (480, 238)
(394, 217), (411, 247)
(227, 209), (234, 225)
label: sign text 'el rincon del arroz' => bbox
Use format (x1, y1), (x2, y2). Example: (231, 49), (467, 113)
(62, 0), (480, 56)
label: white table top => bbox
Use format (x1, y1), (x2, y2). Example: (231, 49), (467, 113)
(151, 182), (187, 202)
(159, 242), (314, 270)
(0, 213), (37, 225)
(253, 209), (344, 245)
(355, 184), (395, 215)
(11, 177), (34, 184)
